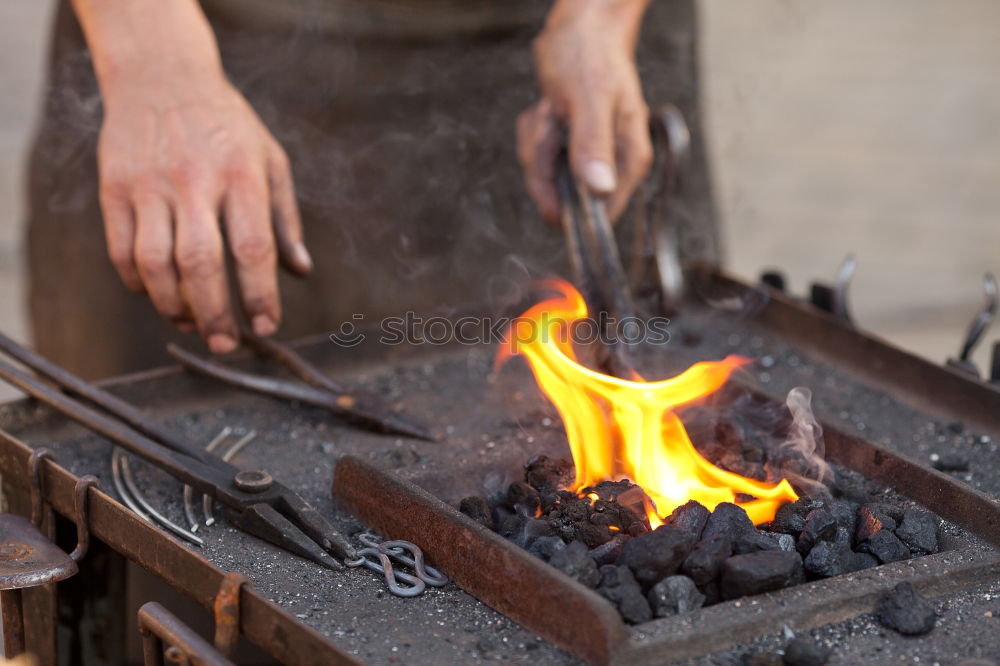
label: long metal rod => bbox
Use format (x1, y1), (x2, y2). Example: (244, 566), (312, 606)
(0, 356), (233, 495)
(166, 344), (435, 441)
(0, 332), (216, 466)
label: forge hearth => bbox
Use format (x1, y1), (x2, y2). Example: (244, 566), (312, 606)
(5, 270), (1000, 665)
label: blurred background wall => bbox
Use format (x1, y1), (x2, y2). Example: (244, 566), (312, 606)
(1, 0), (999, 397)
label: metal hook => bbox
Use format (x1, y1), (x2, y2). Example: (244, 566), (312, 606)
(69, 475), (100, 562)
(28, 447), (55, 527)
(959, 273), (997, 362)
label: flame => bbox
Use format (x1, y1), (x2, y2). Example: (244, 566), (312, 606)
(500, 280), (798, 527)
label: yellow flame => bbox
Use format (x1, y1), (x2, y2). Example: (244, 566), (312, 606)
(500, 280), (798, 527)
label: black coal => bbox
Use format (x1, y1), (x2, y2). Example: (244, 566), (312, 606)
(459, 449), (942, 625)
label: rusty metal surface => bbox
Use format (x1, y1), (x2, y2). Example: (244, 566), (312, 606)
(0, 431), (363, 666)
(334, 455), (628, 665)
(212, 572), (246, 658)
(333, 443), (1000, 665)
(0, 513), (77, 590)
(4, 272), (1000, 663)
(138, 601), (235, 666)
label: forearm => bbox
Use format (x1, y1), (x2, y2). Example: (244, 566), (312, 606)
(542, 0), (653, 49)
(70, 0), (224, 97)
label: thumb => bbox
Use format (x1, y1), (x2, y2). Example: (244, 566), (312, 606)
(567, 99), (617, 196)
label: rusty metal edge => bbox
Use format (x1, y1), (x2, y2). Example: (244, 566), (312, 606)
(618, 547), (1000, 665)
(0, 428), (364, 666)
(332, 455), (629, 665)
(707, 269), (1000, 438)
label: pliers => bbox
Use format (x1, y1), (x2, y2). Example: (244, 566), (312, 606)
(0, 333), (356, 570)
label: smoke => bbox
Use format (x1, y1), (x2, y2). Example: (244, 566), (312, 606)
(765, 387), (834, 496)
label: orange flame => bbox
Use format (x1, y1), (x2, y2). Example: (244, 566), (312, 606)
(500, 280), (798, 527)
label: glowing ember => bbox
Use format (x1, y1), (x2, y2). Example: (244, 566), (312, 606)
(500, 280), (798, 527)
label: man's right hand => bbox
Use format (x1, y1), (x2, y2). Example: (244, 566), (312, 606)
(73, 0), (311, 354)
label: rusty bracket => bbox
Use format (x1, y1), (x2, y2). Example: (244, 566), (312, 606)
(212, 572), (246, 659)
(139, 602), (236, 666)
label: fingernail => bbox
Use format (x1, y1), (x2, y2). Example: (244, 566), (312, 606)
(293, 243), (313, 272)
(252, 314), (276, 336)
(208, 334), (238, 354)
(582, 160), (617, 194)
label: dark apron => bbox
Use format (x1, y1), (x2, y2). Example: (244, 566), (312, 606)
(26, 0), (717, 380)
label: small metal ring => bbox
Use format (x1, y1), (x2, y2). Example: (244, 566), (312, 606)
(28, 447), (55, 527)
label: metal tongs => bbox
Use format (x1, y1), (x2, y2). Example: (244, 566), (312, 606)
(0, 332), (356, 570)
(166, 331), (435, 441)
(556, 105), (692, 379)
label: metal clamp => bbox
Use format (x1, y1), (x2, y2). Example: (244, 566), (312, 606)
(345, 533), (448, 597)
(28, 447), (99, 562)
(212, 573), (246, 659)
(139, 602), (235, 666)
(947, 273), (997, 377)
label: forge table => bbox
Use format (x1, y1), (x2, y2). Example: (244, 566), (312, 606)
(2, 272), (1000, 665)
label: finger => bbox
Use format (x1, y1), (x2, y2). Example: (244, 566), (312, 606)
(224, 166), (280, 337)
(98, 182), (142, 292)
(267, 140), (311, 276)
(174, 197), (238, 354)
(517, 104), (561, 225)
(608, 102), (653, 221)
(567, 92), (618, 197)
(133, 194), (189, 324)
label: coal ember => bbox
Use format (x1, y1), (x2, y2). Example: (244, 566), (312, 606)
(549, 540), (600, 588)
(826, 499), (858, 538)
(589, 534), (630, 566)
(664, 500), (710, 539)
(647, 575), (706, 617)
(720, 551), (804, 599)
(616, 525), (696, 589)
(596, 565), (651, 624)
(681, 533), (732, 586)
(855, 504), (897, 543)
(796, 508), (838, 555)
(876, 582), (936, 635)
(528, 535), (566, 561)
(803, 539), (849, 578)
(523, 455), (572, 492)
(857, 529), (910, 564)
(459, 496), (493, 530)
(846, 551), (879, 572)
(521, 517), (556, 547)
(702, 502), (755, 541)
(770, 497), (824, 536)
(507, 482), (541, 516)
(782, 636), (830, 666)
(894, 509), (940, 554)
(497, 512), (526, 541)
(760, 532), (796, 552)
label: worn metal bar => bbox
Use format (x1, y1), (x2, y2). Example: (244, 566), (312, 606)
(333, 455), (629, 665)
(0, 332), (216, 466)
(0, 429), (363, 666)
(1, 588), (25, 656)
(706, 269), (1000, 438)
(138, 602), (235, 666)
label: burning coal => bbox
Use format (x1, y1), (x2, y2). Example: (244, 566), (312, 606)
(498, 280), (799, 525)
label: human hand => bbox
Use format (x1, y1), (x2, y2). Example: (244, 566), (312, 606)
(74, 0), (311, 354)
(518, 0), (653, 224)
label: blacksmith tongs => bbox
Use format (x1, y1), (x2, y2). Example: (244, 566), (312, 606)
(0, 332), (356, 570)
(166, 331), (435, 441)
